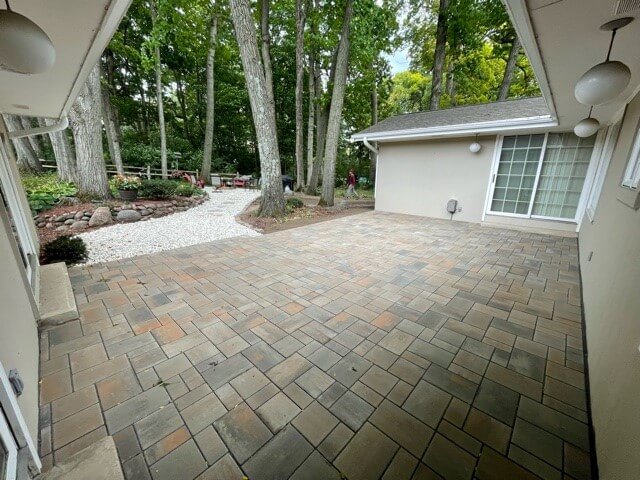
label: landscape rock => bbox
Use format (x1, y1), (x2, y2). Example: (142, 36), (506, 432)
(55, 225), (68, 232)
(89, 207), (113, 227)
(64, 219), (75, 225)
(71, 221), (88, 230)
(74, 211), (84, 220)
(116, 209), (142, 223)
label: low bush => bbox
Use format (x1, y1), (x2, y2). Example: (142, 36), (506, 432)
(138, 179), (177, 199)
(286, 197), (304, 211)
(41, 235), (88, 265)
(111, 174), (142, 191)
(174, 183), (204, 197)
(21, 173), (77, 214)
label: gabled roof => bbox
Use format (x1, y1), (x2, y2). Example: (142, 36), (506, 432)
(352, 97), (555, 142)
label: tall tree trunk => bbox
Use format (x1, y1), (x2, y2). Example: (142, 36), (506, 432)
(176, 75), (191, 141)
(45, 120), (77, 182)
(307, 102), (327, 194)
(319, 0), (354, 206)
(369, 82), (378, 184)
(68, 64), (110, 199)
(429, 0), (449, 110)
(21, 117), (43, 159)
(498, 34), (521, 101)
(3, 115), (43, 172)
(260, 0), (275, 111)
(230, 0), (285, 216)
(101, 70), (124, 175)
(201, 7), (218, 185)
(306, 54), (315, 186)
(36, 118), (53, 156)
(446, 59), (456, 106)
(150, 0), (168, 179)
(139, 83), (150, 139)
(294, 0), (307, 190)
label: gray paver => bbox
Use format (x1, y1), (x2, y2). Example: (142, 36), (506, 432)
(213, 403), (272, 463)
(243, 426), (313, 480)
(334, 423), (399, 480)
(148, 440), (207, 480)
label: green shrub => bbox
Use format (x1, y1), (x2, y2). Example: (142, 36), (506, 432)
(138, 179), (177, 199)
(21, 173), (77, 214)
(111, 174), (142, 191)
(41, 235), (88, 265)
(286, 197), (304, 211)
(174, 183), (204, 197)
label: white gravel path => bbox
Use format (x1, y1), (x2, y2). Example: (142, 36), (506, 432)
(79, 189), (261, 264)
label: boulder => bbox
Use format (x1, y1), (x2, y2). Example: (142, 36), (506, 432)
(88, 207), (113, 227)
(116, 209), (141, 223)
(70, 221), (88, 230)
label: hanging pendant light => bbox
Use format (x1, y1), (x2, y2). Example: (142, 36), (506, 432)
(574, 107), (600, 138)
(0, 1), (56, 74)
(469, 134), (481, 153)
(574, 17), (633, 106)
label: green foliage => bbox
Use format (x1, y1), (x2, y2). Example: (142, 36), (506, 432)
(41, 235), (88, 265)
(174, 182), (204, 197)
(286, 197), (304, 211)
(21, 173), (77, 214)
(383, 71), (431, 115)
(138, 179), (177, 199)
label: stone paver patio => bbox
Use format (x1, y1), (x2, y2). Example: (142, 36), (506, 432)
(38, 212), (593, 479)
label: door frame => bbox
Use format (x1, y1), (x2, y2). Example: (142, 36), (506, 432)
(0, 362), (41, 476)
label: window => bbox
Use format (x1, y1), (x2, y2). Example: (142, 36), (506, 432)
(586, 123), (620, 221)
(488, 132), (597, 221)
(622, 121), (640, 189)
(491, 134), (544, 215)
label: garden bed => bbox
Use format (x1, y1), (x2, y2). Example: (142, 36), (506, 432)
(237, 194), (374, 234)
(34, 195), (207, 244)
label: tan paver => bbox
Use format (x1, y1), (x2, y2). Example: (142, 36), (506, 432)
(40, 212), (594, 479)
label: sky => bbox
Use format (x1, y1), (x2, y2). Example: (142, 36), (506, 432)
(387, 47), (411, 74)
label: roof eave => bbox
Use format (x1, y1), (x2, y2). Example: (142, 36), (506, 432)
(351, 115), (558, 143)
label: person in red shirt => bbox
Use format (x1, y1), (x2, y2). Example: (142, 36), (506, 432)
(345, 168), (359, 198)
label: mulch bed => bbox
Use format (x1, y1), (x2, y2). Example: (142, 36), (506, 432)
(237, 195), (374, 234)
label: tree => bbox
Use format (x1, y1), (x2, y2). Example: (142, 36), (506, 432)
(68, 64), (111, 199)
(45, 121), (77, 182)
(294, 0), (307, 190)
(319, 0), (354, 206)
(260, 0), (275, 109)
(429, 0), (449, 110)
(201, 4), (218, 184)
(498, 33), (520, 101)
(229, 0), (285, 216)
(3, 115), (43, 172)
(101, 67), (125, 175)
(149, 0), (168, 179)
(306, 53), (315, 185)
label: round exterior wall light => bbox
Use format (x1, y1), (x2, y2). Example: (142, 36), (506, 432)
(469, 142), (482, 153)
(574, 117), (600, 138)
(575, 61), (631, 106)
(0, 9), (55, 74)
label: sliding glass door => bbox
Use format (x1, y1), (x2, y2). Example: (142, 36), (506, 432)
(488, 132), (596, 221)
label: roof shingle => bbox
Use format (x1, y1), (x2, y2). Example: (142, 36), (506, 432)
(353, 97), (550, 138)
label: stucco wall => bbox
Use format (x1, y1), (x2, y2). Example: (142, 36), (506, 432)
(578, 92), (640, 479)
(376, 137), (495, 223)
(0, 197), (40, 445)
(0, 131), (40, 447)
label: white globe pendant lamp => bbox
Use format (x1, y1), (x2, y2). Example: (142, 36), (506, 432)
(574, 108), (600, 138)
(0, 2), (55, 74)
(469, 134), (481, 153)
(574, 17), (633, 106)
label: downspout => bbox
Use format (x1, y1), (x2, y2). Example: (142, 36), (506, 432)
(7, 116), (68, 139)
(362, 137), (379, 199)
